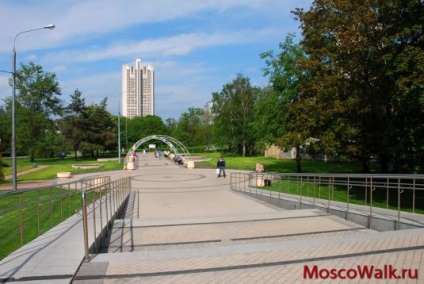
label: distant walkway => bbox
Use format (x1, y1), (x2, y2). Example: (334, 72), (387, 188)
(1, 153), (423, 283)
(73, 154), (424, 283)
(0, 165), (50, 191)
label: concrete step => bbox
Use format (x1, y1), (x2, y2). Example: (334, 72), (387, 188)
(103, 209), (374, 253)
(75, 227), (424, 283)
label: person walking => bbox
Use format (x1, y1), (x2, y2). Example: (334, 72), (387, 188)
(217, 156), (226, 178)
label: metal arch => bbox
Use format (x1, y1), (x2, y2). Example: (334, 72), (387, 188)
(124, 135), (191, 164)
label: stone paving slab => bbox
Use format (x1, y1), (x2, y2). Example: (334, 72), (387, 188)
(76, 228), (424, 283)
(120, 208), (328, 226)
(74, 154), (424, 283)
(3, 153), (423, 283)
(0, 215), (84, 283)
(106, 210), (369, 252)
(93, 249), (423, 284)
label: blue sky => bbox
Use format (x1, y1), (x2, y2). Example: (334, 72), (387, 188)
(0, 0), (311, 120)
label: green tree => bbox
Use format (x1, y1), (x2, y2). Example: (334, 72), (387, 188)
(165, 118), (177, 137)
(256, 34), (306, 169)
(126, 115), (168, 147)
(13, 62), (62, 161)
(201, 103), (215, 151)
(83, 98), (117, 158)
(293, 0), (424, 173)
(36, 126), (65, 158)
(174, 108), (206, 148)
(251, 87), (283, 151)
(0, 106), (9, 157)
(212, 74), (258, 156)
(140, 115), (168, 137)
(59, 89), (88, 160)
(0, 136), (3, 182)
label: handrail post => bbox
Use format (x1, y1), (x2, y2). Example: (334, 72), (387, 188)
(91, 191), (97, 253)
(299, 176), (303, 209)
(369, 178), (374, 230)
(370, 178), (373, 217)
(397, 178), (401, 230)
(346, 178), (350, 220)
(19, 193), (23, 247)
(313, 176), (317, 208)
(327, 177), (331, 213)
(412, 178), (416, 213)
(82, 190), (90, 262)
(99, 189), (104, 248)
(386, 178), (389, 209)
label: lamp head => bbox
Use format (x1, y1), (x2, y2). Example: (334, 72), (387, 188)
(44, 24), (55, 30)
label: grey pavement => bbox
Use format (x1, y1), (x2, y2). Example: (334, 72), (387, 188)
(1, 153), (423, 283)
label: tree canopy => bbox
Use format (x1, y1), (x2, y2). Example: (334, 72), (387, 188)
(13, 62), (63, 161)
(291, 0), (424, 172)
(212, 74), (258, 156)
(0, 1), (422, 174)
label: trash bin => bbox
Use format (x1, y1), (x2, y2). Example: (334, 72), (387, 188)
(127, 162), (135, 170)
(255, 163), (264, 172)
(186, 160), (195, 169)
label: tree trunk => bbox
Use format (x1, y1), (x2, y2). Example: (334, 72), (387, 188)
(379, 152), (390, 173)
(0, 149), (4, 182)
(29, 149), (35, 162)
(295, 145), (302, 173)
(393, 150), (400, 173)
(73, 146), (78, 161)
(361, 158), (370, 173)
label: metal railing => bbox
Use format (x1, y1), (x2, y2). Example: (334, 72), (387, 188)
(230, 172), (424, 230)
(81, 177), (132, 262)
(0, 176), (130, 261)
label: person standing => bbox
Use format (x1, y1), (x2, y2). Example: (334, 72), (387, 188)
(217, 156), (226, 177)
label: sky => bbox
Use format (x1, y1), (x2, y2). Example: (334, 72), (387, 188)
(0, 0), (312, 120)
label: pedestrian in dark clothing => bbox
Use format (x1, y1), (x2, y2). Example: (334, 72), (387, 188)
(217, 156), (226, 177)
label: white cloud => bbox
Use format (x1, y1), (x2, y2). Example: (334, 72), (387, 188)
(0, 0), (308, 52)
(23, 54), (37, 61)
(0, 74), (12, 103)
(43, 28), (279, 65)
(164, 46), (194, 56)
(0, 0), (312, 119)
(51, 65), (67, 73)
(0, 74), (11, 87)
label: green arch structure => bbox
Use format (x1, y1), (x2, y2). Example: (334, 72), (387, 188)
(124, 135), (191, 165)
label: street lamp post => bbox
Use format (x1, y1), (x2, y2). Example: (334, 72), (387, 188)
(126, 117), (128, 150)
(118, 111), (121, 164)
(121, 89), (135, 154)
(118, 90), (131, 164)
(11, 24), (55, 191)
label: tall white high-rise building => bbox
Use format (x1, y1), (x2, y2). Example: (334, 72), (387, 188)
(122, 59), (155, 118)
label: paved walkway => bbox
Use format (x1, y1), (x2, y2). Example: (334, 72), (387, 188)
(0, 165), (51, 191)
(0, 153), (423, 283)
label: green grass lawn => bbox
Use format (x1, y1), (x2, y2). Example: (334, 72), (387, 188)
(0, 187), (83, 259)
(1, 153), (370, 185)
(0, 152), (420, 261)
(263, 178), (424, 214)
(193, 152), (368, 173)
(0, 156), (124, 260)
(196, 153), (422, 214)
(1, 157), (123, 184)
(0, 186), (104, 260)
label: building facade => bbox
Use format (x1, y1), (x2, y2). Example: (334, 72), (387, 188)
(122, 59), (155, 118)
